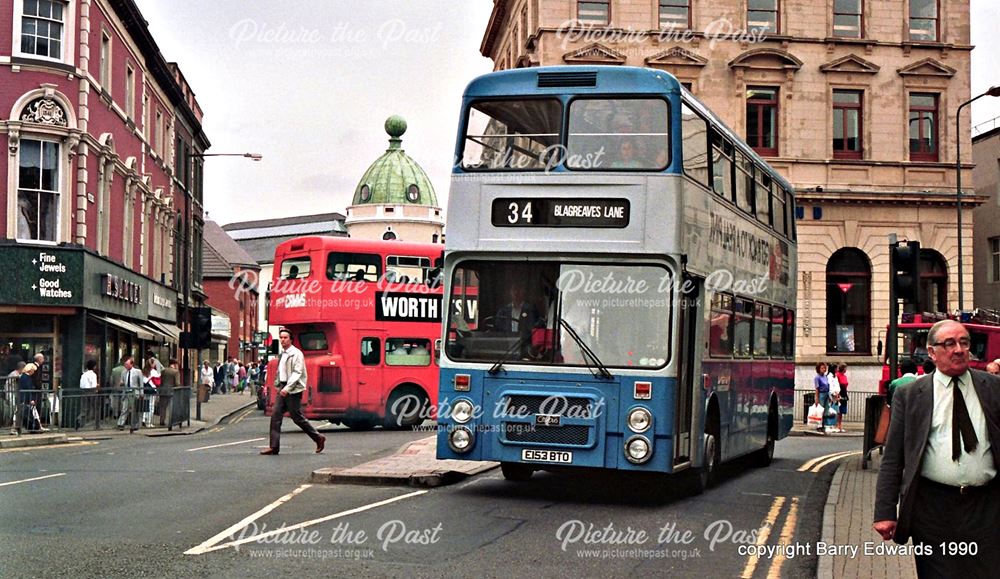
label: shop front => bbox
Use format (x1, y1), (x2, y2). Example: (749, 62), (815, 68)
(0, 244), (179, 393)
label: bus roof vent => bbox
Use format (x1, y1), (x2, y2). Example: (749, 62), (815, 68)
(290, 243), (305, 251)
(537, 71), (597, 88)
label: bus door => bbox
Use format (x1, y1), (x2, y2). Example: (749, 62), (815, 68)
(355, 330), (386, 413)
(674, 276), (702, 466)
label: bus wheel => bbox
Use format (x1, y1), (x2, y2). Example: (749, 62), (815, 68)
(751, 408), (777, 467)
(697, 433), (719, 492)
(500, 462), (533, 482)
(384, 388), (428, 430)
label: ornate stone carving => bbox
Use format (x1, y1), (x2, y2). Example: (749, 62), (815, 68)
(20, 98), (69, 127)
(7, 126), (20, 155)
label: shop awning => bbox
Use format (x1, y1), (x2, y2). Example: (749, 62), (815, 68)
(145, 320), (181, 343)
(89, 314), (156, 341)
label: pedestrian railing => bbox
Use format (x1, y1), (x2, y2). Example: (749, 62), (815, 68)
(793, 388), (867, 424)
(1, 381), (193, 434)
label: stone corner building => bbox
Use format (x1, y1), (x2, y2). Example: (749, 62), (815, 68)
(480, 0), (978, 388)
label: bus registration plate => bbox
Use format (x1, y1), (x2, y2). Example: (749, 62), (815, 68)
(521, 449), (573, 464)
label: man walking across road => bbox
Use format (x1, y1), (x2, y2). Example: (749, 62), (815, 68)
(873, 320), (1000, 577)
(260, 329), (324, 456)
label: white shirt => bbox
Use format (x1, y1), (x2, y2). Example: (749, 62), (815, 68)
(200, 366), (214, 385)
(279, 350), (289, 383)
(920, 370), (996, 486)
(79, 370), (97, 390)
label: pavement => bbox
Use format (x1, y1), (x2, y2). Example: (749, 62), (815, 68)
(0, 391), (256, 448)
(790, 420), (863, 437)
(311, 434), (498, 487)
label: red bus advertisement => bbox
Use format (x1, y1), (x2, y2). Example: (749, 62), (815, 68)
(266, 236), (446, 429)
(879, 310), (1000, 393)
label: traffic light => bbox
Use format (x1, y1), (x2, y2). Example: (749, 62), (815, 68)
(891, 241), (920, 304)
(191, 307), (213, 349)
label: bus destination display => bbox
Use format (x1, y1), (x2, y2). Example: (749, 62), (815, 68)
(491, 198), (630, 228)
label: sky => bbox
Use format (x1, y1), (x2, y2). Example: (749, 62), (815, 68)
(134, 1), (1000, 226)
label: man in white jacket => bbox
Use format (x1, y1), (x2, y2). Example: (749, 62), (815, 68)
(260, 329), (325, 455)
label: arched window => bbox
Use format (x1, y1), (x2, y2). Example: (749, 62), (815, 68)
(917, 249), (947, 313)
(826, 248), (871, 354)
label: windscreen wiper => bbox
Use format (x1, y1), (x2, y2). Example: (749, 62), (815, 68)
(559, 319), (613, 380)
(487, 335), (531, 375)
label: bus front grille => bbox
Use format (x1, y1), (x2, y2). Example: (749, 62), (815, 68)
(503, 423), (590, 446)
(502, 395), (594, 418)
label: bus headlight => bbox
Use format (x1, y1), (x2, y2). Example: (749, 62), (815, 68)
(452, 399), (474, 424)
(624, 435), (652, 464)
(448, 427), (474, 453)
(627, 408), (652, 433)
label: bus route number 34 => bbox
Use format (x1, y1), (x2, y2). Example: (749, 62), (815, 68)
(507, 201), (534, 224)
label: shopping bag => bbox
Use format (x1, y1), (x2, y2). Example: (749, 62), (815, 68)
(826, 405), (839, 418)
(807, 403), (824, 427)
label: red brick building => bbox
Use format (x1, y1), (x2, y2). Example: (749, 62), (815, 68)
(202, 221), (259, 364)
(0, 0), (209, 389)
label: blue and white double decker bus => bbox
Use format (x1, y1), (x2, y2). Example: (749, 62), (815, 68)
(437, 66), (797, 491)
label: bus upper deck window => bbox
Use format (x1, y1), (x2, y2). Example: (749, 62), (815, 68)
(461, 99), (561, 171)
(567, 98), (669, 171)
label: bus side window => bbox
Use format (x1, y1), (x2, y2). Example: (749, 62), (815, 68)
(783, 310), (795, 358)
(752, 302), (769, 358)
(711, 132), (732, 200)
(361, 338), (381, 366)
(709, 293), (733, 358)
(733, 298), (753, 358)
(770, 306), (786, 356)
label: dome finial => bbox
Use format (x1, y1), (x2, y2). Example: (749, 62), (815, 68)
(385, 115), (407, 150)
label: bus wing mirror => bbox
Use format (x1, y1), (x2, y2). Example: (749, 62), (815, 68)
(877, 340), (883, 358)
(434, 339), (442, 363)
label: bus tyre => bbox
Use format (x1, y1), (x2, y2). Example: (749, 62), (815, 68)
(751, 412), (777, 468)
(384, 389), (428, 430)
(697, 433), (719, 492)
(500, 462), (533, 482)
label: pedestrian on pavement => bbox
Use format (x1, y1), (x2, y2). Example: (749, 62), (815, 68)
(7, 360), (25, 378)
(887, 359), (918, 407)
(214, 361), (224, 394)
(117, 356), (144, 432)
(141, 358), (159, 428)
(77, 359), (99, 429)
(199, 361), (214, 402)
(31, 352), (44, 390)
(145, 350), (163, 373)
(873, 320), (1000, 577)
(18, 363), (40, 432)
(158, 358), (179, 427)
(834, 364), (849, 433)
(260, 328), (324, 456)
(814, 362), (831, 434)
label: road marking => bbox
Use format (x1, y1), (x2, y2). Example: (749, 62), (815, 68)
(806, 451), (861, 473)
(0, 472), (66, 487)
(740, 495), (786, 579)
(0, 441), (97, 454)
(798, 451), (857, 472)
(208, 427), (222, 433)
(186, 438), (266, 452)
(188, 489), (429, 555)
(766, 497), (800, 578)
(185, 484), (312, 555)
(232, 408), (255, 425)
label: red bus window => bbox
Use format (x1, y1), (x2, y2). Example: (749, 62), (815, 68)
(385, 338), (431, 366)
(298, 331), (327, 351)
(327, 252), (381, 282)
(361, 338), (380, 366)
(280, 257), (311, 279)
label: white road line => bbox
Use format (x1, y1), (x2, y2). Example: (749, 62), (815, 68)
(797, 451), (857, 472)
(0, 473), (66, 488)
(184, 484), (312, 555)
(189, 489), (429, 555)
(808, 451), (861, 473)
(186, 438), (266, 452)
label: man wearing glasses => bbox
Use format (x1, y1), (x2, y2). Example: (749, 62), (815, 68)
(873, 320), (1000, 576)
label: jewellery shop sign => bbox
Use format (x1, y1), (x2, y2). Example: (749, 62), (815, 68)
(0, 245), (84, 306)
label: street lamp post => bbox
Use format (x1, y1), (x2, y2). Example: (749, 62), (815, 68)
(955, 86), (1000, 312)
(184, 152), (262, 420)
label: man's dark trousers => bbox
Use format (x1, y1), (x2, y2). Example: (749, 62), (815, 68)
(269, 391), (322, 452)
(910, 479), (1000, 577)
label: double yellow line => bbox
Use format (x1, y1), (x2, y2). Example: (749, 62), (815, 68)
(797, 451), (860, 473)
(740, 495), (800, 579)
(207, 406), (256, 434)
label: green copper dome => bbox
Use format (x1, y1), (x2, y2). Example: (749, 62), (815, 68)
(352, 116), (438, 206)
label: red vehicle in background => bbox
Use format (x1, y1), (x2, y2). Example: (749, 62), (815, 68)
(879, 310), (1000, 394)
(266, 236), (446, 429)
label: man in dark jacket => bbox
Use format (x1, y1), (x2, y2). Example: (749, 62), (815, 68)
(157, 358), (180, 426)
(873, 320), (1000, 576)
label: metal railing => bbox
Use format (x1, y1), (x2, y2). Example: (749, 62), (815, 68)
(793, 388), (866, 424)
(2, 379), (192, 434)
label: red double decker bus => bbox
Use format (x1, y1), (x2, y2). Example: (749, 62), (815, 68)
(266, 236), (446, 429)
